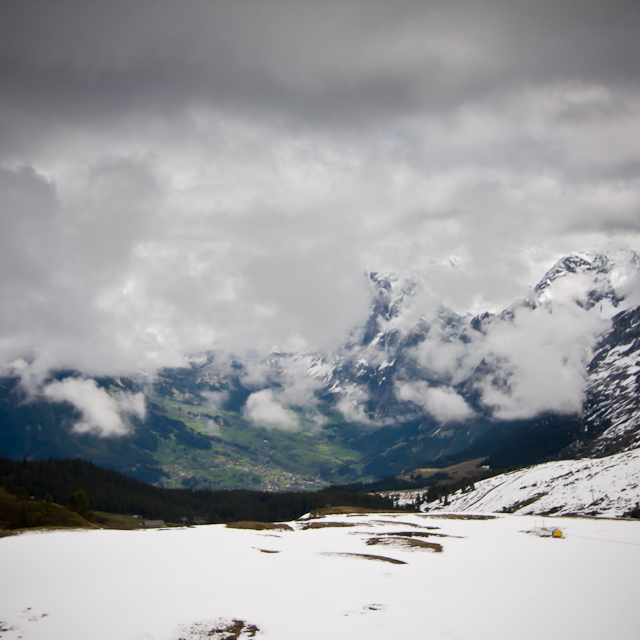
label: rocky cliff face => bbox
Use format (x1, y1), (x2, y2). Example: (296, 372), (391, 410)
(567, 304), (640, 457)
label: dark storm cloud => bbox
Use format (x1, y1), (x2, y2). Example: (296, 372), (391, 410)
(1, 1), (637, 130)
(0, 0), (639, 389)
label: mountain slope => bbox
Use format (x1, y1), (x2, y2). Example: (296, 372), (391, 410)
(0, 374), (368, 491)
(392, 447), (640, 517)
(575, 305), (640, 456)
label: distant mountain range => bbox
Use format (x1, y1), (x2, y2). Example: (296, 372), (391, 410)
(1, 248), (639, 493)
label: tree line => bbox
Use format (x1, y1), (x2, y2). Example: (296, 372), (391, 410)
(0, 457), (396, 524)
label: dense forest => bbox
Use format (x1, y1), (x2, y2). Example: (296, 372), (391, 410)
(0, 457), (398, 524)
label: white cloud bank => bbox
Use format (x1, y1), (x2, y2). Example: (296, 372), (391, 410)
(397, 382), (475, 423)
(42, 378), (146, 437)
(0, 2), (639, 386)
(406, 269), (614, 421)
(243, 389), (299, 431)
(476, 303), (608, 420)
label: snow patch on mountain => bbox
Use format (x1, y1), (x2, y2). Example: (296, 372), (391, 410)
(531, 248), (640, 313)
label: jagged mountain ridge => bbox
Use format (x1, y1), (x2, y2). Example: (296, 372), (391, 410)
(2, 248), (639, 489)
(310, 248), (639, 429)
(568, 304), (640, 457)
(532, 249), (639, 311)
(186, 247), (640, 477)
(311, 250), (639, 474)
(309, 272), (469, 422)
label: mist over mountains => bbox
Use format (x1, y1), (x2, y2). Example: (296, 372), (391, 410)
(220, 247), (639, 433)
(2, 247), (639, 489)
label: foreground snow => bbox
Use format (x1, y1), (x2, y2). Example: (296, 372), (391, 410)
(396, 448), (640, 517)
(2, 512), (640, 640)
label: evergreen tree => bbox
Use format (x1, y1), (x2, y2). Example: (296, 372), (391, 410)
(67, 490), (90, 518)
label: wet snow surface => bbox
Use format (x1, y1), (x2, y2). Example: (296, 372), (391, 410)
(2, 512), (640, 640)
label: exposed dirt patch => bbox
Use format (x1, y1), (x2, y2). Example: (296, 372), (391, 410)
(367, 536), (443, 553)
(372, 530), (452, 538)
(299, 521), (362, 530)
(176, 618), (260, 639)
(371, 519), (439, 529)
(423, 514), (496, 520)
(0, 620), (18, 633)
(322, 551), (407, 565)
(500, 493), (548, 514)
(225, 521), (292, 531)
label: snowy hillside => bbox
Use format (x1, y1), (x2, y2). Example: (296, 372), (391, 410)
(1, 511), (639, 640)
(391, 448), (640, 517)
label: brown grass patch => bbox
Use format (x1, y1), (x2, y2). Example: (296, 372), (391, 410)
(225, 521), (293, 531)
(367, 536), (443, 552)
(422, 514), (496, 520)
(370, 519), (440, 529)
(177, 618), (260, 639)
(300, 521), (362, 530)
(322, 551), (407, 565)
(373, 530), (452, 539)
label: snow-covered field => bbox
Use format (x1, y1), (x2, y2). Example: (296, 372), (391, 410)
(397, 448), (640, 517)
(2, 511), (640, 640)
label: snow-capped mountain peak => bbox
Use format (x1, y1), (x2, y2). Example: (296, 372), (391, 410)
(531, 248), (640, 314)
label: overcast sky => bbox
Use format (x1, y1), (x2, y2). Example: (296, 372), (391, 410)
(2, 0), (640, 381)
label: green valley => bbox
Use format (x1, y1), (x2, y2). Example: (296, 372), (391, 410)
(147, 395), (365, 491)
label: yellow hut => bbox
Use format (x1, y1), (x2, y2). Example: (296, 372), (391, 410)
(552, 527), (563, 538)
